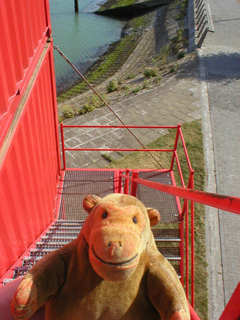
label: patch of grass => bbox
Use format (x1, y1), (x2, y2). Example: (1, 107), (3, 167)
(89, 95), (106, 108)
(117, 151), (125, 157)
(76, 95), (107, 117)
(131, 14), (146, 29)
(124, 86), (131, 95)
(169, 64), (179, 73)
(61, 105), (75, 119)
(101, 153), (115, 162)
(127, 73), (135, 79)
(78, 104), (95, 115)
(108, 121), (208, 319)
(144, 67), (158, 78)
(174, 12), (183, 20)
(158, 44), (170, 65)
(170, 29), (184, 54)
(155, 75), (163, 83)
(98, 0), (136, 11)
(174, 0), (189, 20)
(58, 115), (64, 123)
(178, 51), (185, 59)
(132, 86), (141, 94)
(107, 80), (118, 93)
(142, 78), (152, 89)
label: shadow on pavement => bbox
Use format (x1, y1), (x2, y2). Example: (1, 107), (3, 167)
(175, 51), (240, 83)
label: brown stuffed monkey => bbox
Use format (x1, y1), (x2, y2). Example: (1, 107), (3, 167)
(11, 193), (190, 320)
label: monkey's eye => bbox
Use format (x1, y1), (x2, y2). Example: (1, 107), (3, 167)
(102, 212), (108, 219)
(133, 216), (137, 224)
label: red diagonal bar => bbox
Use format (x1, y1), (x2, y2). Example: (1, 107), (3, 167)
(188, 303), (201, 320)
(219, 282), (240, 320)
(133, 178), (240, 215)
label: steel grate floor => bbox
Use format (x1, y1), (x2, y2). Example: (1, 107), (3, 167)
(59, 170), (180, 223)
(137, 171), (180, 223)
(58, 170), (116, 220)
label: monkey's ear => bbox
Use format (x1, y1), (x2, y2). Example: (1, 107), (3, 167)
(83, 195), (102, 214)
(147, 208), (160, 226)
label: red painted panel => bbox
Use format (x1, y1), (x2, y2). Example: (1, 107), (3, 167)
(0, 45), (61, 279)
(0, 0), (51, 148)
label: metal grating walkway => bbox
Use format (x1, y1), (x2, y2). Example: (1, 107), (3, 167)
(59, 170), (180, 223)
(58, 170), (116, 220)
(137, 171), (180, 223)
(4, 169), (182, 284)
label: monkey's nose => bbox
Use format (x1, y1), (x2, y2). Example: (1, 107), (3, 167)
(108, 241), (122, 258)
(108, 241), (122, 247)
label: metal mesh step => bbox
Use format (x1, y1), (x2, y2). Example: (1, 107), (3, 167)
(55, 220), (85, 224)
(49, 226), (82, 232)
(157, 247), (181, 261)
(152, 229), (181, 242)
(45, 231), (80, 237)
(30, 248), (56, 257)
(53, 221), (85, 227)
(13, 266), (31, 278)
(30, 245), (181, 261)
(41, 236), (77, 243)
(36, 242), (69, 250)
(23, 256), (42, 267)
(4, 225), (182, 281)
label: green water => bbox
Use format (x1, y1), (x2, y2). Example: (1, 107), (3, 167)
(49, 0), (125, 92)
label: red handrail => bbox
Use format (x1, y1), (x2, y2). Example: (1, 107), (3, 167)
(63, 147), (174, 152)
(60, 125), (179, 129)
(131, 178), (240, 215)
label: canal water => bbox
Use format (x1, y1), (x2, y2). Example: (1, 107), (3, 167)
(49, 0), (125, 93)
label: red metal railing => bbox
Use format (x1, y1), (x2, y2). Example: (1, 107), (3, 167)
(60, 123), (195, 305)
(130, 178), (240, 215)
(60, 124), (178, 171)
